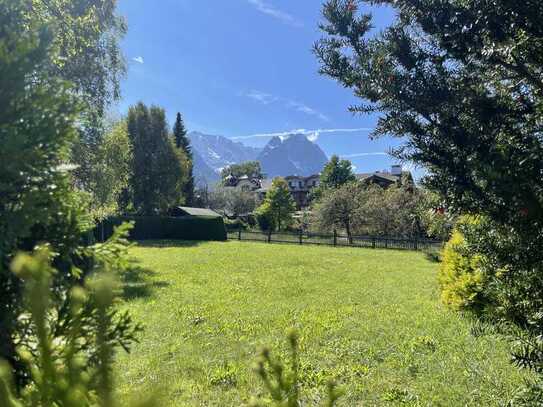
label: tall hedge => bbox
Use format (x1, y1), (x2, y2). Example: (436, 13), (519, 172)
(97, 216), (227, 241)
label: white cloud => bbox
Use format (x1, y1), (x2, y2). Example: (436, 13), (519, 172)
(244, 90), (278, 105)
(242, 89), (330, 121)
(232, 128), (373, 140)
(132, 56), (144, 64)
(247, 0), (303, 27)
(286, 101), (329, 122)
(341, 152), (389, 158)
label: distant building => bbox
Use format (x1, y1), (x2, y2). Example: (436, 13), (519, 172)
(356, 165), (413, 189)
(257, 174), (320, 209)
(223, 174), (262, 192)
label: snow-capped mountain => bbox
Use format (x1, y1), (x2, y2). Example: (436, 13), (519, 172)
(257, 134), (328, 177)
(188, 131), (261, 172)
(188, 131), (328, 185)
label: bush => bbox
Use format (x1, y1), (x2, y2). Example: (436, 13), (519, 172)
(98, 216), (227, 241)
(224, 218), (247, 232)
(438, 218), (488, 312)
(255, 209), (274, 232)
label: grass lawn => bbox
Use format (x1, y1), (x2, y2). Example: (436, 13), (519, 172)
(114, 241), (530, 406)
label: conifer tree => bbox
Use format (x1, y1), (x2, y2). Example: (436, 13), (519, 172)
(256, 178), (296, 231)
(173, 112), (195, 205)
(127, 103), (186, 214)
(1, 0), (139, 389)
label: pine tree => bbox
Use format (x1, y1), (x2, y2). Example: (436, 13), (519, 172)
(173, 112), (195, 205)
(127, 103), (186, 214)
(256, 178), (296, 231)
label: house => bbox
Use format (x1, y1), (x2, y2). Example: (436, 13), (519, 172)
(257, 174), (320, 209)
(356, 165), (413, 189)
(223, 174), (262, 192)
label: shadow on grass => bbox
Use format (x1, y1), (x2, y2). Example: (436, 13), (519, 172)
(135, 240), (219, 248)
(121, 260), (171, 300)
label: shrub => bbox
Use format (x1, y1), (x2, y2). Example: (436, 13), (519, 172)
(255, 207), (275, 232)
(438, 219), (488, 312)
(224, 218), (247, 232)
(98, 216), (227, 241)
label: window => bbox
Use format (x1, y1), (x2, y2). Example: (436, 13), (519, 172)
(299, 181), (303, 188)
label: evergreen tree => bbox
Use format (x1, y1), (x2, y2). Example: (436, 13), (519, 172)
(311, 155), (356, 201)
(315, 0), (543, 393)
(173, 112), (195, 205)
(0, 0), (139, 389)
(127, 103), (187, 215)
(256, 178), (296, 231)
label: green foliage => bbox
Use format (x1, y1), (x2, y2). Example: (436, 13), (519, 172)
(172, 112), (195, 206)
(256, 178), (296, 231)
(208, 187), (258, 217)
(0, 247), (149, 407)
(221, 161), (264, 182)
(312, 182), (364, 241)
(311, 155), (355, 201)
(359, 185), (425, 237)
(0, 0), (140, 395)
(250, 330), (343, 407)
(0, 0), (88, 384)
(101, 216), (227, 241)
(127, 103), (188, 215)
(90, 119), (133, 220)
(438, 222), (488, 312)
(311, 182), (429, 238)
(315, 3), (543, 393)
(28, 0), (127, 198)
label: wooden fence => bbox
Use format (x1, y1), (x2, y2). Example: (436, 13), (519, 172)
(227, 229), (442, 251)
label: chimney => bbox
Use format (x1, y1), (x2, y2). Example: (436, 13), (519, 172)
(391, 164), (402, 176)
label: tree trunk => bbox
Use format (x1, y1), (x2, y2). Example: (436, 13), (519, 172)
(345, 221), (352, 244)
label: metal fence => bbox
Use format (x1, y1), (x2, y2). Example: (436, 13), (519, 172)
(227, 229), (442, 251)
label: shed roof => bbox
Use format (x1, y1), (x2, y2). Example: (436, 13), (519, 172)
(174, 206), (221, 217)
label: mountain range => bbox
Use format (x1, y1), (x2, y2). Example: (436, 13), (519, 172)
(188, 131), (328, 186)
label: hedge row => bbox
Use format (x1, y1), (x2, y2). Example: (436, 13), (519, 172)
(95, 216), (227, 242)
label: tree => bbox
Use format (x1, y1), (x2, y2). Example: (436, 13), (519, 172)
(221, 161), (264, 182)
(312, 182), (364, 242)
(89, 119), (133, 220)
(173, 112), (195, 205)
(359, 185), (423, 238)
(27, 0), (128, 202)
(256, 178), (296, 231)
(209, 187), (257, 217)
(127, 103), (187, 215)
(311, 155), (355, 200)
(0, 0), (139, 390)
(315, 0), (543, 392)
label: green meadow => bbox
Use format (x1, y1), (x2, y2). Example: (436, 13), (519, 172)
(114, 241), (530, 406)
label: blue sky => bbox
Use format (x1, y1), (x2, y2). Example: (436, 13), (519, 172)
(117, 0), (418, 175)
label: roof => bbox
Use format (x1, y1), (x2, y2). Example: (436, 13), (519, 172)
(356, 172), (401, 183)
(284, 174), (320, 180)
(174, 206), (221, 217)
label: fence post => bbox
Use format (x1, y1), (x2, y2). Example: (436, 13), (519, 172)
(299, 228), (303, 245)
(238, 227), (242, 241)
(267, 229), (272, 243)
(333, 229), (337, 246)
